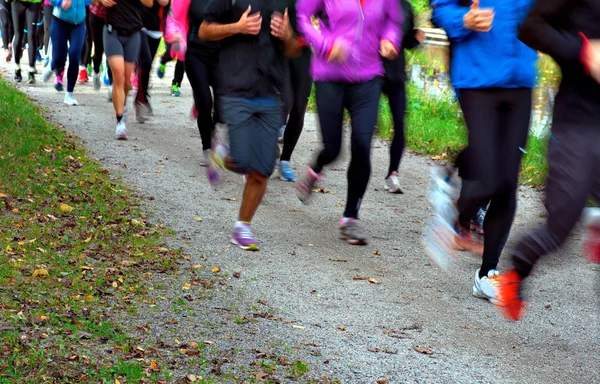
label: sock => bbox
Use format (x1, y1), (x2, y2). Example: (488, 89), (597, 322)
(234, 221), (249, 228)
(29, 67), (36, 74)
(15, 64), (21, 70)
(116, 115), (123, 123)
(479, 262), (497, 279)
(340, 217), (354, 226)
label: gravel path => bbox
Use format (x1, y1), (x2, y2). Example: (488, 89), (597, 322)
(2, 59), (598, 383)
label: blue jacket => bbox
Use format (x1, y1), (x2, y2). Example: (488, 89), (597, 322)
(431, 0), (538, 89)
(51, 0), (90, 25)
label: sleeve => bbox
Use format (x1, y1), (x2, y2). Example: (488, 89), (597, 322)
(203, 0), (232, 23)
(430, 0), (472, 42)
(518, 0), (584, 66)
(295, 0), (336, 59)
(188, 0), (205, 25)
(382, 0), (403, 51)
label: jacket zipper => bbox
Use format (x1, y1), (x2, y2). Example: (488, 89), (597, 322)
(355, 0), (364, 83)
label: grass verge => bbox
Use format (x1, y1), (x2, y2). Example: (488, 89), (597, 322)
(0, 78), (180, 383)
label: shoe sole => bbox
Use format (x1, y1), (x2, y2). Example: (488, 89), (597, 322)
(340, 236), (368, 246)
(230, 238), (259, 251)
(278, 172), (296, 182)
(472, 288), (502, 306)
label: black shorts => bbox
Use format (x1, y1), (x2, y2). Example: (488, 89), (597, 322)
(221, 96), (283, 177)
(103, 25), (140, 63)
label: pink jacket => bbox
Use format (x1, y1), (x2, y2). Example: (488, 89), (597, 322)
(165, 0), (190, 61)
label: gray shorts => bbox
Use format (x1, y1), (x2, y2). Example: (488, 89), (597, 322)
(221, 96), (283, 177)
(103, 26), (141, 63)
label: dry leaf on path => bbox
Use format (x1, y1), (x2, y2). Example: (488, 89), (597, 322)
(336, 326), (347, 331)
(32, 268), (49, 278)
(149, 360), (160, 372)
(368, 278), (380, 285)
(193, 216), (203, 222)
(59, 203), (73, 213)
(186, 374), (198, 382)
(413, 346), (434, 355)
(292, 325), (306, 330)
(211, 266), (221, 273)
(252, 371), (268, 381)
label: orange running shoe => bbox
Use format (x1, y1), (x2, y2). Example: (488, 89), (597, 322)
(452, 223), (484, 256)
(496, 269), (525, 321)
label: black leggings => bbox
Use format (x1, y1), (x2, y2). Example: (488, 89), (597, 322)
(42, 4), (51, 56)
(457, 88), (532, 272)
(313, 78), (382, 219)
(136, 32), (160, 103)
(161, 42), (185, 86)
(79, 8), (91, 67)
(89, 11), (104, 74)
(280, 50), (312, 162)
(0, 0), (13, 50)
(12, 1), (40, 67)
(382, 78), (407, 177)
(185, 48), (220, 151)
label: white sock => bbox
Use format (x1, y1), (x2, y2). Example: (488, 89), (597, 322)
(234, 221), (249, 228)
(15, 63), (20, 70)
(29, 67), (36, 73)
(340, 217), (354, 225)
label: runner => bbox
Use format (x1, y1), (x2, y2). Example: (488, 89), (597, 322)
(167, 0), (220, 164)
(0, 0), (14, 61)
(200, 0), (302, 251)
(295, 0), (402, 245)
(77, 5), (91, 83)
(429, 0), (537, 303)
(102, 0), (153, 140)
(382, 0), (424, 194)
(88, 0), (106, 90)
(156, 41), (184, 96)
(134, 0), (169, 123)
(275, 4), (310, 182)
(41, 0), (52, 60)
(11, 0), (42, 83)
(42, 0), (90, 105)
(496, 0), (600, 321)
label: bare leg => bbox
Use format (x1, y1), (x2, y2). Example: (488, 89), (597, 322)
(239, 171), (268, 223)
(108, 55), (125, 116)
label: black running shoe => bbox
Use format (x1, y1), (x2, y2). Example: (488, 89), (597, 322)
(27, 72), (36, 84)
(14, 69), (22, 82)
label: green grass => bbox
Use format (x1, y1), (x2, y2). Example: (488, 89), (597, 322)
(0, 78), (181, 382)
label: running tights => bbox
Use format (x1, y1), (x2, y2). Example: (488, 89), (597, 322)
(382, 78), (407, 177)
(89, 11), (104, 74)
(79, 8), (91, 67)
(456, 88), (532, 276)
(43, 4), (51, 56)
(280, 50), (312, 162)
(12, 1), (40, 68)
(136, 32), (160, 103)
(185, 48), (220, 151)
(161, 42), (185, 86)
(0, 0), (13, 50)
(51, 16), (86, 92)
(313, 78), (382, 219)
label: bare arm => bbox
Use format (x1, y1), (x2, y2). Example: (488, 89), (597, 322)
(140, 0), (153, 8)
(157, 0), (169, 6)
(199, 21), (241, 40)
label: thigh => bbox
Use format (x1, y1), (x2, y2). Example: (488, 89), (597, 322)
(221, 97), (254, 167)
(346, 78), (382, 137)
(50, 18), (67, 58)
(1, 1), (11, 24)
(148, 36), (160, 60)
(289, 51), (312, 112)
(186, 53), (211, 101)
(122, 31), (140, 63)
(103, 26), (124, 58)
(25, 2), (38, 31)
(252, 103), (281, 176)
(315, 81), (345, 142)
(11, 2), (25, 32)
(137, 32), (151, 63)
(68, 22), (86, 57)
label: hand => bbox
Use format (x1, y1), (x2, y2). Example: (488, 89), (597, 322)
(61, 0), (71, 9)
(236, 5), (262, 35)
(327, 40), (348, 63)
(271, 8), (293, 41)
(415, 29), (425, 45)
(103, 0), (117, 7)
(380, 39), (398, 59)
(589, 40), (600, 83)
(463, 0), (494, 32)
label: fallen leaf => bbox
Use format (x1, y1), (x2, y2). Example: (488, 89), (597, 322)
(182, 282), (192, 290)
(336, 326), (347, 331)
(233, 272), (241, 278)
(211, 266), (221, 273)
(292, 325), (306, 330)
(377, 379), (390, 384)
(353, 275), (368, 281)
(115, 379), (121, 384)
(149, 360), (160, 372)
(368, 278), (380, 285)
(59, 204), (73, 213)
(203, 340), (215, 345)
(413, 346), (434, 355)
(373, 250), (381, 256)
(112, 281), (118, 288)
(186, 374), (198, 382)
(252, 371), (268, 381)
(192, 264), (202, 269)
(431, 153), (448, 161)
(188, 341), (199, 348)
(32, 268), (49, 278)
(193, 216), (203, 222)
(0, 193), (7, 198)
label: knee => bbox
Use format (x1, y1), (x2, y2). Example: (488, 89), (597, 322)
(351, 134), (372, 159)
(320, 141), (342, 163)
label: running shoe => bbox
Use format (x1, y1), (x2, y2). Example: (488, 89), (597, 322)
(103, 68), (111, 86)
(27, 72), (36, 84)
(296, 166), (321, 204)
(190, 104), (198, 121)
(36, 50), (42, 63)
(157, 63), (166, 79)
(78, 68), (88, 83)
(206, 133), (229, 187)
(54, 73), (64, 92)
(278, 161), (296, 182)
(146, 97), (154, 116)
(199, 149), (212, 167)
(14, 69), (22, 82)
(64, 92), (78, 106)
(582, 207), (600, 264)
(384, 171), (403, 194)
(171, 84), (181, 96)
(93, 72), (101, 91)
(472, 269), (502, 305)
(278, 125), (286, 144)
(107, 85), (113, 102)
(231, 222), (260, 251)
(134, 100), (151, 123)
(42, 65), (53, 82)
(340, 218), (368, 245)
(115, 121), (127, 140)
(5, 49), (12, 62)
(496, 270), (525, 321)
(453, 221), (484, 256)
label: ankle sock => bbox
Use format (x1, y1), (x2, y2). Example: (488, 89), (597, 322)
(235, 221), (249, 228)
(479, 262), (497, 279)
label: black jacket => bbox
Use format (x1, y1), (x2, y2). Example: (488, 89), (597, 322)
(519, 0), (600, 124)
(383, 0), (419, 85)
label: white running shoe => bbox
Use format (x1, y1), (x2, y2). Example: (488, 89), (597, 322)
(42, 66), (53, 83)
(473, 269), (502, 305)
(64, 92), (78, 106)
(384, 171), (403, 194)
(199, 149), (212, 167)
(115, 121), (127, 140)
(93, 72), (101, 91)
